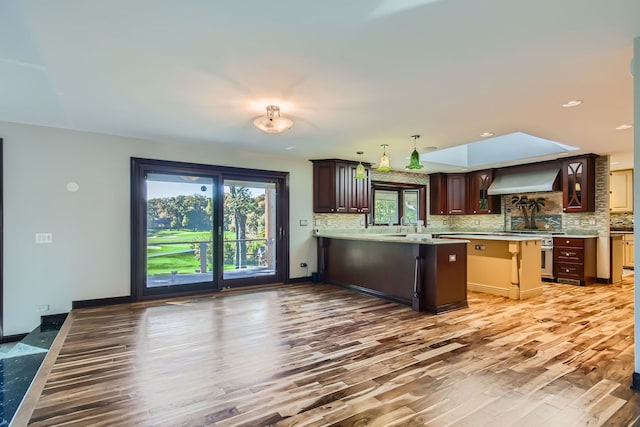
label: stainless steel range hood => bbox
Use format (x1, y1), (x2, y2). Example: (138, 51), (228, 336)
(487, 168), (560, 195)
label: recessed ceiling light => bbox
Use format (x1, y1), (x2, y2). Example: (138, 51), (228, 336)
(562, 100), (583, 108)
(611, 161), (621, 165)
(480, 132), (494, 138)
(615, 124), (633, 130)
(285, 146), (296, 150)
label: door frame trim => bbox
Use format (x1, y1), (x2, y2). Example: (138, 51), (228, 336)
(130, 157), (290, 301)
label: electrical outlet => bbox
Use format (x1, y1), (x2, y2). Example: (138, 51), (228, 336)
(443, 220), (448, 225)
(36, 304), (50, 312)
(589, 218), (596, 225)
(299, 219), (308, 226)
(474, 220), (480, 225)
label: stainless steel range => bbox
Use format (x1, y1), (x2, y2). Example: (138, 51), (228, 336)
(539, 235), (554, 280)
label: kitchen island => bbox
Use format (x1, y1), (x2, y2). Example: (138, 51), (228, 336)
(439, 234), (542, 300)
(315, 233), (468, 314)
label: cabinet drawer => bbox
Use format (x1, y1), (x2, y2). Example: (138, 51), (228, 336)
(554, 262), (584, 279)
(554, 247), (584, 263)
(554, 237), (585, 248)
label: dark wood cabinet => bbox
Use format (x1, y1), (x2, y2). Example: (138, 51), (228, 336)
(429, 173), (467, 215)
(348, 164), (370, 213)
(430, 171), (499, 215)
(553, 236), (596, 285)
(312, 159), (370, 214)
(562, 155), (596, 213)
(468, 169), (500, 214)
(429, 173), (448, 215)
(446, 174), (466, 214)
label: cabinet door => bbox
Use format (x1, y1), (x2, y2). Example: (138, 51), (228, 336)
(610, 169), (633, 213)
(313, 162), (336, 213)
(562, 156), (595, 213)
(356, 166), (370, 213)
(348, 164), (370, 213)
(429, 173), (447, 215)
(335, 162), (349, 213)
(447, 174), (466, 214)
(624, 235), (635, 268)
(469, 170), (500, 214)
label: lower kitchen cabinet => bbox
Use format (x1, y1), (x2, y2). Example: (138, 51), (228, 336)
(553, 237), (596, 285)
(623, 234), (634, 268)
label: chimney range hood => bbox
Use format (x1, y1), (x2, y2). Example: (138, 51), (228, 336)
(487, 168), (560, 195)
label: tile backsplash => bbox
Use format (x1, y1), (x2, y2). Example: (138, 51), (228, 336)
(611, 212), (634, 229)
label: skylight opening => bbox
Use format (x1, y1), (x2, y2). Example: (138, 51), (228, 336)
(419, 132), (579, 169)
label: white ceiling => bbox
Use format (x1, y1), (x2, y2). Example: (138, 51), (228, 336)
(1, 0), (638, 172)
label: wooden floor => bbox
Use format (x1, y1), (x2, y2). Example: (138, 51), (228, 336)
(18, 277), (640, 426)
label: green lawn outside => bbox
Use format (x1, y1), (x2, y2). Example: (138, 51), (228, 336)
(147, 229), (212, 276)
(146, 229), (261, 276)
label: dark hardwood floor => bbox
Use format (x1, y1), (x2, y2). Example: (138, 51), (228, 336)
(16, 277), (640, 426)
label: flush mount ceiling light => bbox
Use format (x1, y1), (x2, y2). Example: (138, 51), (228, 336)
(562, 100), (583, 108)
(406, 135), (423, 170)
(354, 151), (367, 179)
(253, 105), (293, 134)
(377, 144), (393, 172)
(616, 124), (633, 130)
(480, 132), (494, 138)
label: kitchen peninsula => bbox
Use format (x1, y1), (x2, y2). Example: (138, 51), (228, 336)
(315, 233), (468, 314)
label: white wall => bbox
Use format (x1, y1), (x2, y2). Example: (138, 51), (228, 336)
(1, 121), (316, 335)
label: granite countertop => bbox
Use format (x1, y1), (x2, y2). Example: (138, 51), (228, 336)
(440, 233), (544, 242)
(313, 230), (602, 243)
(314, 232), (468, 245)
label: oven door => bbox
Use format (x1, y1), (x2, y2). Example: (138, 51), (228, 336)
(541, 246), (554, 279)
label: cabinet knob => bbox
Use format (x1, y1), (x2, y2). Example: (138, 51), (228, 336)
(488, 210), (491, 213)
(473, 210), (477, 214)
(566, 240), (570, 244)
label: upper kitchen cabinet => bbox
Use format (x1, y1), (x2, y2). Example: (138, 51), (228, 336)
(468, 170), (501, 214)
(429, 173), (466, 215)
(562, 155), (596, 213)
(348, 163), (370, 214)
(429, 173), (447, 215)
(447, 174), (467, 214)
(610, 169), (633, 213)
(311, 159), (370, 214)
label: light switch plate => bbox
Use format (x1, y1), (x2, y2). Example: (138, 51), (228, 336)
(35, 233), (53, 244)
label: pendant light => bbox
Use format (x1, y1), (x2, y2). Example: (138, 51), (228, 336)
(354, 151), (367, 179)
(377, 144), (393, 172)
(405, 134), (423, 170)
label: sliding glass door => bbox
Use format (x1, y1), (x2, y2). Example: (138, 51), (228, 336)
(131, 158), (289, 300)
(222, 179), (279, 285)
(146, 173), (215, 289)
